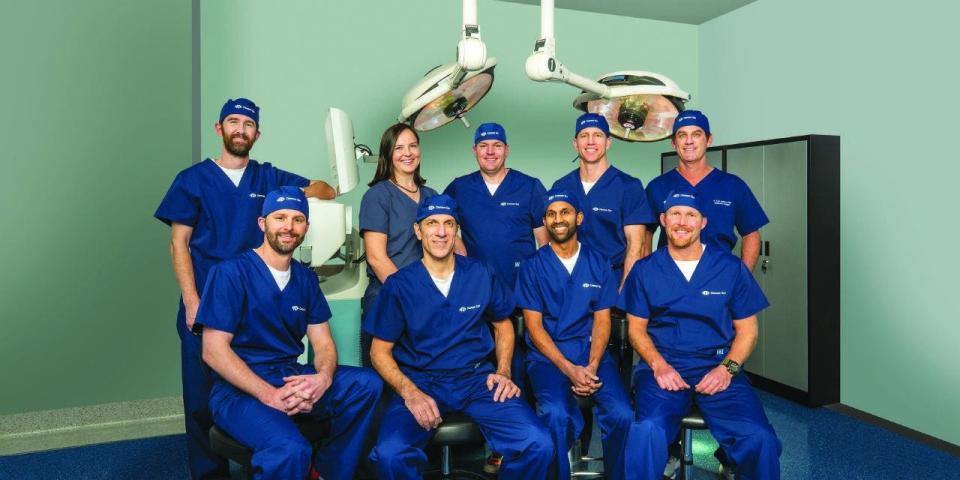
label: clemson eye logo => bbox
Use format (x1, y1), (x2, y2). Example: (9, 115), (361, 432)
(459, 306), (467, 313)
(702, 290), (710, 296)
(277, 197), (286, 202)
(428, 205), (436, 210)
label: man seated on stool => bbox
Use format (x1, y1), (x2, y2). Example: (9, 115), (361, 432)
(197, 186), (383, 480)
(365, 194), (554, 480)
(621, 187), (781, 480)
(515, 188), (640, 479)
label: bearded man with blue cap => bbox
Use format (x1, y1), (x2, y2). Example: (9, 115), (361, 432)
(154, 98), (337, 479)
(621, 187), (781, 480)
(365, 194), (554, 480)
(515, 188), (642, 479)
(197, 186), (383, 480)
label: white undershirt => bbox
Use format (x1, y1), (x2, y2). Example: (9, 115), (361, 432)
(267, 264), (292, 290)
(431, 271), (455, 297)
(218, 164), (246, 187)
(581, 180), (597, 194)
(554, 242), (581, 274)
(485, 181), (500, 196)
(673, 244), (707, 281)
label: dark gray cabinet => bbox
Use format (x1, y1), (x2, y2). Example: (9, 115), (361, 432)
(661, 135), (839, 406)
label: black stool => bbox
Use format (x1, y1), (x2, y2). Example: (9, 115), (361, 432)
(570, 394), (603, 478)
(679, 407), (708, 480)
(426, 412), (486, 479)
(209, 417), (330, 480)
(608, 310), (633, 390)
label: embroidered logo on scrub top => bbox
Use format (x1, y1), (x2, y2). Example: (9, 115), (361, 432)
(592, 206), (613, 213)
(249, 193), (265, 198)
(458, 304), (481, 313)
(713, 199), (732, 207)
(500, 202), (521, 207)
(701, 290), (727, 296)
(291, 305), (307, 312)
(582, 283), (602, 289)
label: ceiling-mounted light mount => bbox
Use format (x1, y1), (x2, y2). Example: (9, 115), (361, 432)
(400, 0), (495, 131)
(525, 0), (690, 142)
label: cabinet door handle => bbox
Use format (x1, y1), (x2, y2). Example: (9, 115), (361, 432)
(764, 241), (770, 256)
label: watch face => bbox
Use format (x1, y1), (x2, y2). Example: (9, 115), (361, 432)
(724, 359), (741, 375)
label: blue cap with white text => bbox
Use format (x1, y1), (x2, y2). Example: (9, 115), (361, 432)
(661, 186), (704, 215)
(474, 123), (507, 145)
(416, 194), (460, 223)
(543, 188), (581, 213)
(262, 186), (309, 221)
(574, 112), (610, 137)
(671, 110), (710, 137)
(219, 97), (260, 126)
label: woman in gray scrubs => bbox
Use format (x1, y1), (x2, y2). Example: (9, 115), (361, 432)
(358, 123), (437, 366)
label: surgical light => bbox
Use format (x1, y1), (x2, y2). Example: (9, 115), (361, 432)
(525, 0), (690, 142)
(399, 0), (496, 130)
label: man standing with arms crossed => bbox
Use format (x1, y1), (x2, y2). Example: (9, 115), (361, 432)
(154, 98), (334, 478)
(622, 187), (781, 480)
(644, 110), (768, 270)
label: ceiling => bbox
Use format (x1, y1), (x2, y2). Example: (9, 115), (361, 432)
(496, 0), (757, 25)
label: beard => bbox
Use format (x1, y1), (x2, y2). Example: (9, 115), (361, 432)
(667, 229), (699, 249)
(223, 132), (255, 156)
(266, 229), (303, 255)
(547, 220), (578, 244)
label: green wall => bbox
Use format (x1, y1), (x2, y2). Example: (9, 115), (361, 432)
(200, 1), (697, 364)
(0, 1), (191, 415)
(699, 0), (960, 444)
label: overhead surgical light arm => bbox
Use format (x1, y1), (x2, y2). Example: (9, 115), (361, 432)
(524, 0), (690, 141)
(399, 0), (496, 127)
(525, 0), (610, 96)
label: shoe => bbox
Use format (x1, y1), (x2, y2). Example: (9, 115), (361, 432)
(718, 462), (735, 480)
(662, 455), (681, 479)
(483, 453), (503, 474)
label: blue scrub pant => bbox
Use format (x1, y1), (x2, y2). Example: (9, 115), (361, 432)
(527, 351), (638, 480)
(626, 353), (781, 480)
(178, 302), (229, 479)
(369, 367), (554, 479)
(210, 365), (383, 480)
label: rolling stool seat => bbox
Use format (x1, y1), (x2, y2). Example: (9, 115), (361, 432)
(570, 394), (603, 478)
(679, 407), (708, 480)
(426, 412), (486, 480)
(209, 416), (330, 480)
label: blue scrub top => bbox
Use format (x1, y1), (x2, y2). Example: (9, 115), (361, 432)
(359, 181), (438, 288)
(363, 255), (516, 373)
(621, 246), (769, 356)
(195, 250), (332, 377)
(646, 168), (768, 252)
(515, 244), (619, 363)
(154, 158), (309, 290)
(552, 166), (656, 270)
(443, 169), (547, 287)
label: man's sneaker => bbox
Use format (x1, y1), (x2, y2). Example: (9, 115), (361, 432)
(483, 453), (503, 474)
(662, 455), (681, 479)
(718, 462), (735, 480)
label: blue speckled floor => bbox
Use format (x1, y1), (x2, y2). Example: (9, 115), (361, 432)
(1, 390), (957, 479)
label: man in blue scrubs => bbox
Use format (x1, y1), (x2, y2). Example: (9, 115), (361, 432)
(643, 111), (768, 270)
(443, 123), (548, 472)
(444, 122), (549, 286)
(622, 188), (781, 480)
(552, 113), (656, 288)
(515, 189), (639, 479)
(365, 195), (554, 480)
(154, 98), (335, 479)
(197, 186), (382, 480)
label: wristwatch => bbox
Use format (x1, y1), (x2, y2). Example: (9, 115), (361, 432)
(721, 358), (741, 376)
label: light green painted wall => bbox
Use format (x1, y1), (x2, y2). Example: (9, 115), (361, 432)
(0, 1), (191, 415)
(200, 0), (697, 365)
(699, 0), (960, 444)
